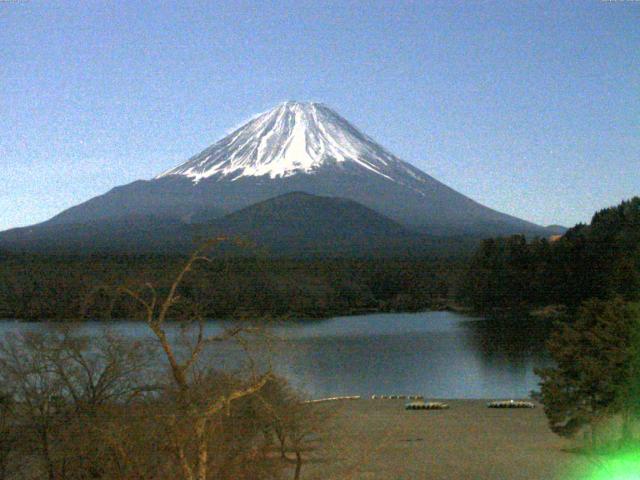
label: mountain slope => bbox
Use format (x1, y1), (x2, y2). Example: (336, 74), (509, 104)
(202, 191), (421, 255)
(38, 101), (548, 237)
(0, 216), (193, 254)
(0, 193), (465, 256)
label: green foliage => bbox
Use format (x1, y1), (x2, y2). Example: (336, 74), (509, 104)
(536, 298), (639, 441)
(459, 235), (536, 311)
(460, 197), (640, 312)
(0, 254), (464, 321)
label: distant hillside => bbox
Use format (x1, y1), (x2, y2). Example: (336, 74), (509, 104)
(544, 224), (568, 236)
(199, 192), (421, 256)
(0, 192), (477, 257)
(0, 216), (192, 255)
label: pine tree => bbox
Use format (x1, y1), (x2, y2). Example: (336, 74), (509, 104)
(616, 302), (640, 443)
(536, 298), (638, 444)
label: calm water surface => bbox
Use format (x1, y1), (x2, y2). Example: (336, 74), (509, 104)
(0, 312), (552, 399)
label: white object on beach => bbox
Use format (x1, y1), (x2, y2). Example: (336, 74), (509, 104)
(487, 400), (535, 409)
(405, 401), (449, 410)
(304, 395), (360, 404)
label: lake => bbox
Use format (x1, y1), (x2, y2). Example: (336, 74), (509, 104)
(0, 311), (553, 399)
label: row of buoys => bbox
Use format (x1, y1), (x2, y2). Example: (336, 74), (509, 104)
(405, 401), (449, 410)
(487, 400), (535, 409)
(371, 395), (424, 400)
(406, 399), (535, 410)
(303, 395), (361, 404)
(303, 396), (535, 408)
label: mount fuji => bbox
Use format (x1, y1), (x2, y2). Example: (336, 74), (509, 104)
(1, 102), (559, 254)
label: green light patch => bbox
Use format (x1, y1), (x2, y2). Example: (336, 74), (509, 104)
(577, 451), (640, 480)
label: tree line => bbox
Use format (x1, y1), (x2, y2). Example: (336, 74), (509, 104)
(0, 253), (464, 321)
(457, 198), (640, 452)
(459, 197), (640, 313)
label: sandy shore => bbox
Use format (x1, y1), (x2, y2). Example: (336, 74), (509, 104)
(300, 399), (593, 480)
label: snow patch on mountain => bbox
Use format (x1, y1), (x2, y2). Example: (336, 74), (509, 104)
(156, 101), (409, 183)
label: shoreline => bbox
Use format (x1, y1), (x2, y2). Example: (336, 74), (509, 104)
(0, 305), (460, 323)
(0, 300), (565, 323)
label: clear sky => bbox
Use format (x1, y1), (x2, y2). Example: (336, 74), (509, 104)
(1, 0), (638, 231)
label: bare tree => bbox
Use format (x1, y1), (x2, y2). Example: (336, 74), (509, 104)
(0, 325), (156, 479)
(0, 239), (323, 479)
(114, 238), (277, 480)
(0, 331), (66, 480)
(256, 376), (326, 480)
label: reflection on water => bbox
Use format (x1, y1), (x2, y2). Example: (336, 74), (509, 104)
(267, 313), (552, 399)
(0, 312), (552, 399)
(460, 315), (554, 364)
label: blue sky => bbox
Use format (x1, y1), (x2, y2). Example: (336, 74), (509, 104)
(1, 0), (638, 231)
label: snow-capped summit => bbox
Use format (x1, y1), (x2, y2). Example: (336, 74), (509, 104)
(20, 101), (550, 239)
(156, 101), (412, 183)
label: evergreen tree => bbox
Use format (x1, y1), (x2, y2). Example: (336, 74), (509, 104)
(459, 197), (640, 313)
(536, 298), (638, 443)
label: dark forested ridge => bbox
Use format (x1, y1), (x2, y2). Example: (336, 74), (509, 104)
(3, 197), (637, 321)
(0, 252), (464, 321)
(0, 192), (476, 321)
(0, 192), (479, 257)
(459, 197), (640, 313)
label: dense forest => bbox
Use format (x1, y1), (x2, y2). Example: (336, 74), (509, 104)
(459, 197), (640, 313)
(2, 197), (638, 321)
(0, 252), (464, 321)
